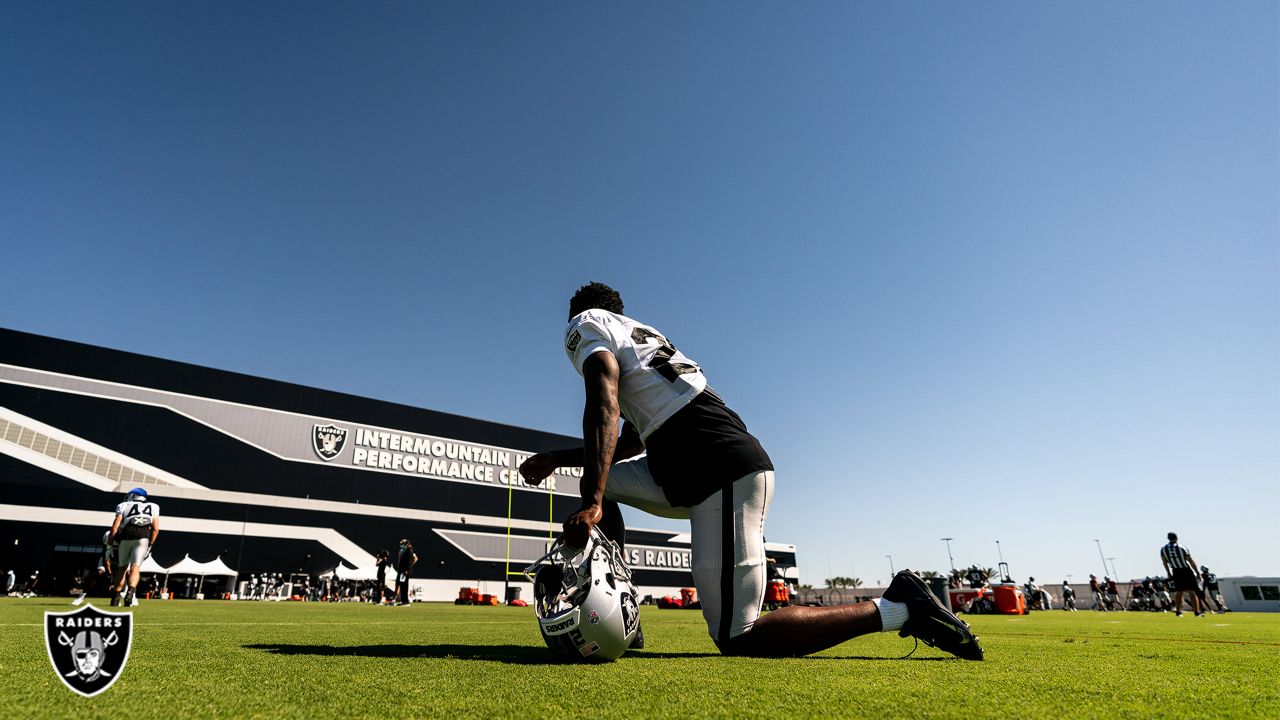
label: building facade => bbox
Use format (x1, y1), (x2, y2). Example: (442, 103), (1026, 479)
(0, 328), (796, 601)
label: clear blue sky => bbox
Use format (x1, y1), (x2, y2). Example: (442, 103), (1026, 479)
(2, 2), (1276, 586)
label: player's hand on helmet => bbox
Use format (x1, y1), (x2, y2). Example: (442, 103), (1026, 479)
(563, 503), (603, 548)
(519, 453), (558, 485)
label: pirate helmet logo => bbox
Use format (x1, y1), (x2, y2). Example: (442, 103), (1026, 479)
(312, 423), (348, 461)
(620, 592), (639, 635)
(45, 604), (132, 697)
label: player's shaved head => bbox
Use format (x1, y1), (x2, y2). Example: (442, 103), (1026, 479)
(569, 282), (624, 318)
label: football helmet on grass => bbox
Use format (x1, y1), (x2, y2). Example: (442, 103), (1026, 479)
(524, 526), (640, 662)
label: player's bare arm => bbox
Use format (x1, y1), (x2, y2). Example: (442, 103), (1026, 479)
(519, 382), (644, 487)
(149, 517), (160, 546)
(519, 430), (644, 485)
(108, 514), (122, 545)
(563, 351), (622, 546)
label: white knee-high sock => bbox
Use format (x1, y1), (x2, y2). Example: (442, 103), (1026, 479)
(874, 598), (909, 632)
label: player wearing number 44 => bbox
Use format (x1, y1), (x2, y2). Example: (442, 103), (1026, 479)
(108, 488), (160, 607)
(519, 282), (983, 660)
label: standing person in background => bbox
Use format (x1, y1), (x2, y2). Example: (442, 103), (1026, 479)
(108, 487), (160, 607)
(5, 568), (14, 595)
(395, 539), (417, 606)
(1089, 575), (1105, 610)
(1104, 577), (1122, 611)
(1200, 566), (1229, 612)
(375, 550), (391, 605)
(1061, 582), (1076, 611)
(95, 531), (115, 596)
(1153, 576), (1173, 611)
(1160, 532), (1204, 617)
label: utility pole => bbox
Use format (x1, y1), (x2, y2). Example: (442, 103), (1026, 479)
(886, 554), (895, 576)
(1094, 539), (1109, 577)
(940, 537), (956, 575)
(1107, 557), (1118, 580)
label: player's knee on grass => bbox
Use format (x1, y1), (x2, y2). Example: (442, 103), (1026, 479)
(713, 615), (775, 657)
(716, 631), (755, 656)
(712, 622), (796, 658)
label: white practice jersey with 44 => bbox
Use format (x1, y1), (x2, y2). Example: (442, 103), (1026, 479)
(115, 499), (160, 526)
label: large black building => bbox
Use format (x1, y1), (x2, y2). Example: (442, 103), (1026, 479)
(0, 327), (796, 600)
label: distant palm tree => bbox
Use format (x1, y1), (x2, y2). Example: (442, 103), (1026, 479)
(981, 567), (997, 582)
(920, 570), (941, 580)
(849, 577), (864, 588)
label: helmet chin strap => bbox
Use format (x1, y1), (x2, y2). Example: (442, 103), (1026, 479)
(526, 525), (642, 662)
(525, 525), (633, 613)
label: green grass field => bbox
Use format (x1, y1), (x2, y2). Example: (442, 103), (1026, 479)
(1, 598), (1277, 718)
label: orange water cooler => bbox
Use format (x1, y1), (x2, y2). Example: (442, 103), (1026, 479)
(993, 585), (1026, 615)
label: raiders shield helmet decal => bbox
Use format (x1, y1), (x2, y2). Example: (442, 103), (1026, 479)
(312, 423), (348, 461)
(45, 604), (133, 697)
(621, 592), (639, 635)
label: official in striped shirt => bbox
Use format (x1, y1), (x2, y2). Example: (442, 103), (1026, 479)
(1160, 532), (1204, 617)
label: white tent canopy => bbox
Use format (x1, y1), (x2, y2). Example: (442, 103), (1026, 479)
(140, 554), (168, 574)
(164, 554), (207, 575)
(191, 556), (237, 576)
(333, 563), (377, 581)
(320, 563), (378, 581)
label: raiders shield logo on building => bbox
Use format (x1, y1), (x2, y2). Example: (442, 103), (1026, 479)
(45, 604), (133, 698)
(312, 423), (348, 461)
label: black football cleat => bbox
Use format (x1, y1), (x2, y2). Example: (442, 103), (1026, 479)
(884, 570), (984, 661)
(110, 592), (122, 607)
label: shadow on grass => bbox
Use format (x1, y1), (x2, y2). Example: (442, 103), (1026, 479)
(245, 643), (566, 664)
(245, 644), (946, 663)
(632, 651), (948, 661)
(812, 654), (949, 661)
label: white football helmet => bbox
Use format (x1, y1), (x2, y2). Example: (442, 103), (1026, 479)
(524, 526), (640, 662)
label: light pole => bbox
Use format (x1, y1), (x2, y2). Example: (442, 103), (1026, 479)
(886, 554), (895, 576)
(995, 539), (1005, 564)
(941, 537), (956, 575)
(1107, 557), (1118, 580)
(1094, 539), (1108, 577)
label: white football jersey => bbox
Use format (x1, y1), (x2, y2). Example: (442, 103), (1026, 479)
(565, 310), (707, 439)
(115, 499), (160, 526)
